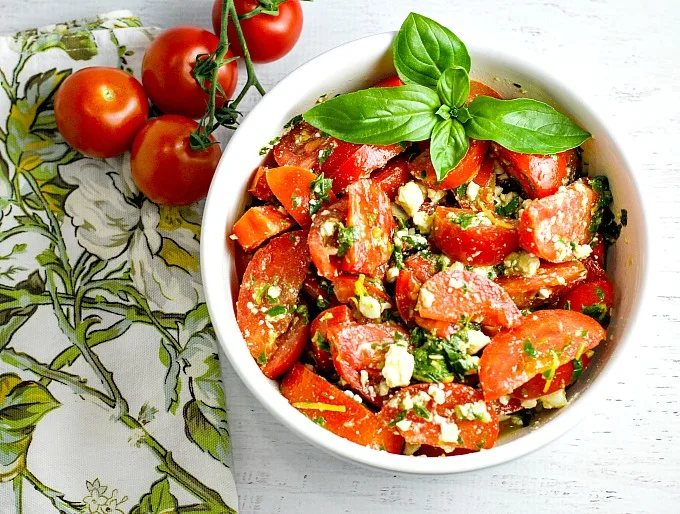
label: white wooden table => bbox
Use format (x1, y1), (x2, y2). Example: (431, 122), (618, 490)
(1, 0), (678, 512)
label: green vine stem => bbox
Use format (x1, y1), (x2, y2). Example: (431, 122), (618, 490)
(228, 0), (267, 108)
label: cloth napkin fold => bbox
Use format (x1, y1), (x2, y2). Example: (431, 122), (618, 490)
(0, 11), (238, 514)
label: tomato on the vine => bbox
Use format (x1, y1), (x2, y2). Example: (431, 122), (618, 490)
(130, 115), (222, 205)
(212, 0), (304, 63)
(142, 26), (238, 119)
(54, 67), (149, 158)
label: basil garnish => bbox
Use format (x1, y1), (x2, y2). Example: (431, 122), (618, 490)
(303, 12), (591, 182)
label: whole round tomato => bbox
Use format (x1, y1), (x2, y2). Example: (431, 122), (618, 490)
(212, 0), (303, 63)
(54, 67), (148, 158)
(130, 115), (222, 206)
(141, 26), (238, 119)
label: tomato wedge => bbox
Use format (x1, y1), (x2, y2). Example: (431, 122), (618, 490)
(519, 182), (598, 262)
(455, 156), (496, 211)
(379, 383), (499, 451)
(281, 363), (404, 453)
(232, 205), (294, 251)
(309, 305), (353, 374)
(478, 310), (606, 401)
(342, 179), (394, 276)
(492, 144), (576, 199)
(308, 198), (348, 280)
(371, 155), (412, 200)
(561, 279), (614, 324)
(328, 322), (409, 406)
(583, 237), (607, 280)
(236, 230), (311, 363)
(511, 353), (593, 400)
(266, 166), (336, 228)
(248, 165), (276, 202)
(467, 80), (502, 102)
(432, 207), (519, 266)
(409, 139), (489, 190)
(417, 270), (521, 328)
(496, 261), (587, 309)
(373, 75), (404, 88)
(262, 307), (310, 379)
(302, 275), (337, 310)
(273, 121), (331, 171)
(332, 274), (392, 309)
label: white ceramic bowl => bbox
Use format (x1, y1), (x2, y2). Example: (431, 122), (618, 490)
(201, 32), (649, 474)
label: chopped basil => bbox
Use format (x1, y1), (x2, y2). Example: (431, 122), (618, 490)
(564, 300), (571, 311)
(312, 331), (331, 353)
(313, 416), (327, 427)
(411, 327), (472, 383)
(284, 114), (303, 129)
(455, 183), (467, 198)
(316, 296), (330, 310)
(259, 136), (281, 156)
(413, 404), (431, 420)
(337, 224), (361, 257)
(571, 357), (584, 382)
(582, 303), (609, 323)
(293, 304), (309, 323)
(449, 212), (478, 229)
(309, 173), (333, 216)
(291, 194), (302, 208)
(389, 410), (409, 427)
(318, 146), (333, 166)
(266, 305), (287, 318)
(495, 195), (521, 217)
(523, 340), (538, 358)
(542, 368), (554, 380)
(589, 176), (622, 245)
(257, 351), (267, 365)
(595, 287), (605, 301)
(318, 278), (335, 297)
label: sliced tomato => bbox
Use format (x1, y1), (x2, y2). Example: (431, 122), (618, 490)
(328, 322), (409, 406)
(309, 305), (353, 374)
(302, 275), (338, 310)
(234, 244), (252, 282)
(519, 182), (598, 262)
(582, 237), (607, 280)
(308, 198), (348, 280)
(431, 207), (519, 266)
(478, 310), (606, 401)
(561, 279), (614, 324)
(281, 363), (404, 453)
(262, 308), (309, 379)
(236, 230), (310, 363)
(322, 139), (405, 193)
(492, 144), (576, 199)
(591, 237), (605, 266)
(231, 205), (295, 251)
(467, 80), (502, 103)
(511, 353), (593, 400)
(373, 75), (404, 88)
(342, 179), (394, 276)
(332, 274), (392, 308)
(273, 121), (332, 171)
(371, 155), (412, 200)
(266, 166), (336, 228)
(379, 383), (499, 451)
(496, 261), (587, 309)
(490, 397), (523, 416)
(417, 269), (521, 328)
(409, 139), (489, 190)
(395, 268), (422, 324)
(455, 156), (496, 211)
(413, 315), (459, 339)
(248, 165), (276, 202)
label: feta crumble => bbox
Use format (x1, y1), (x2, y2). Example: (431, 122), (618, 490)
(396, 181), (425, 217)
(381, 343), (414, 388)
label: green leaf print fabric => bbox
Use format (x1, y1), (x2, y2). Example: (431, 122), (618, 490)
(0, 11), (238, 514)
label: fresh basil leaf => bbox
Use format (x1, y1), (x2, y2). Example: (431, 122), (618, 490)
(303, 85), (440, 145)
(465, 97), (591, 154)
(393, 13), (471, 89)
(437, 66), (470, 109)
(430, 118), (469, 182)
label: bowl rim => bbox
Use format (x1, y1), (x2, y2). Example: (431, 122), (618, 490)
(201, 31), (650, 474)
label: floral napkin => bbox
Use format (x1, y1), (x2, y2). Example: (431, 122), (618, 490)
(0, 11), (238, 514)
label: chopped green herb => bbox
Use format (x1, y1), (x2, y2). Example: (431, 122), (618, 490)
(620, 209), (628, 226)
(378, 444), (387, 451)
(523, 340), (538, 358)
(595, 287), (605, 301)
(542, 368), (554, 380)
(318, 279), (334, 297)
(580, 329), (588, 337)
(266, 305), (287, 318)
(413, 404), (431, 420)
(293, 304), (309, 323)
(313, 416), (327, 427)
(455, 183), (467, 198)
(582, 303), (609, 323)
(312, 331), (331, 353)
(571, 357), (584, 382)
(495, 195), (521, 217)
(411, 327), (471, 383)
(257, 351), (267, 365)
(449, 212), (478, 229)
(337, 224), (362, 257)
(291, 194), (302, 208)
(318, 146), (333, 166)
(564, 300), (571, 311)
(259, 136), (281, 156)
(316, 296), (330, 310)
(284, 114), (303, 129)
(388, 410), (409, 427)
(309, 173), (333, 216)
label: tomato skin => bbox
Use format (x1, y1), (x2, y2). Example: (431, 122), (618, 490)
(302, 275), (338, 310)
(395, 268), (422, 324)
(372, 76), (404, 88)
(496, 261), (587, 310)
(233, 244), (252, 282)
(130, 115), (221, 205)
(308, 198), (348, 279)
(281, 363), (404, 453)
(371, 155), (412, 200)
(417, 269), (521, 329)
(478, 310), (606, 401)
(519, 183), (598, 262)
(261, 309), (309, 379)
(409, 139), (489, 191)
(467, 80), (502, 102)
(511, 353), (593, 400)
(248, 165), (276, 202)
(379, 383), (499, 451)
(236, 230), (311, 362)
(273, 121), (331, 171)
(309, 305), (353, 374)
(455, 156), (496, 211)
(561, 279), (614, 323)
(432, 207), (519, 266)
(141, 26), (237, 119)
(213, 0), (303, 64)
(54, 67), (149, 158)
(332, 274), (392, 309)
(231, 205), (294, 251)
(582, 237), (607, 280)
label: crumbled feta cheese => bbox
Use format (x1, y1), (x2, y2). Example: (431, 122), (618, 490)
(454, 401), (492, 423)
(520, 399), (538, 409)
(419, 288), (435, 309)
(358, 295), (382, 319)
(427, 188), (447, 204)
(539, 389), (568, 409)
(381, 343), (414, 388)
(320, 220), (337, 238)
(466, 181), (481, 201)
(446, 211), (492, 227)
(448, 261), (465, 271)
(573, 243), (593, 259)
(470, 266), (498, 280)
(396, 419), (413, 431)
(360, 370), (369, 388)
(267, 285), (281, 299)
(554, 239), (570, 261)
(498, 395), (510, 406)
(378, 380), (390, 397)
(343, 389), (363, 403)
(403, 442), (421, 455)
(396, 181), (425, 217)
(538, 288), (551, 299)
(401, 394), (414, 411)
(386, 267), (400, 283)
(229, 234), (239, 240)
(438, 420), (461, 443)
(413, 211), (434, 233)
(412, 391), (432, 407)
(504, 250), (541, 276)
(464, 329), (491, 355)
(427, 384), (446, 405)
(391, 203), (408, 219)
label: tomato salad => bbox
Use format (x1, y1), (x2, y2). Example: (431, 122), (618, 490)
(230, 14), (624, 456)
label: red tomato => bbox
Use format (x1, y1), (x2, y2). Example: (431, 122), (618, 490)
(519, 182), (598, 262)
(281, 363), (404, 453)
(301, 275), (338, 310)
(328, 323), (409, 406)
(266, 166), (336, 228)
(478, 310), (606, 401)
(234, 245), (252, 282)
(248, 165), (276, 202)
(455, 156), (496, 211)
(231, 205), (294, 251)
(416, 270), (521, 329)
(409, 139), (489, 190)
(236, 231), (310, 363)
(307, 198), (348, 279)
(54, 67), (148, 158)
(561, 279), (614, 324)
(490, 397), (523, 416)
(582, 237), (607, 280)
(432, 207), (519, 266)
(467, 80), (502, 102)
(379, 383), (499, 451)
(511, 353), (593, 400)
(495, 261), (587, 310)
(309, 305), (353, 374)
(371, 155), (412, 200)
(395, 268), (423, 324)
(261, 307), (309, 379)
(332, 274), (392, 309)
(591, 237), (605, 266)
(342, 179), (394, 276)
(273, 121), (331, 171)
(373, 76), (405, 88)
(492, 144), (576, 199)
(213, 0), (303, 64)
(130, 115), (221, 205)
(141, 26), (237, 119)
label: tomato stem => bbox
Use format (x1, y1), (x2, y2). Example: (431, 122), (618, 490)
(228, 0), (267, 108)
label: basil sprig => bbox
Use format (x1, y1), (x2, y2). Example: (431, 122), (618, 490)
(303, 12), (591, 182)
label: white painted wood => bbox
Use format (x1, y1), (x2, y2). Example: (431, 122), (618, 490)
(1, 0), (678, 512)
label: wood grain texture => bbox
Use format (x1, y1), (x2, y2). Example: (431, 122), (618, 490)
(1, 0), (678, 512)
